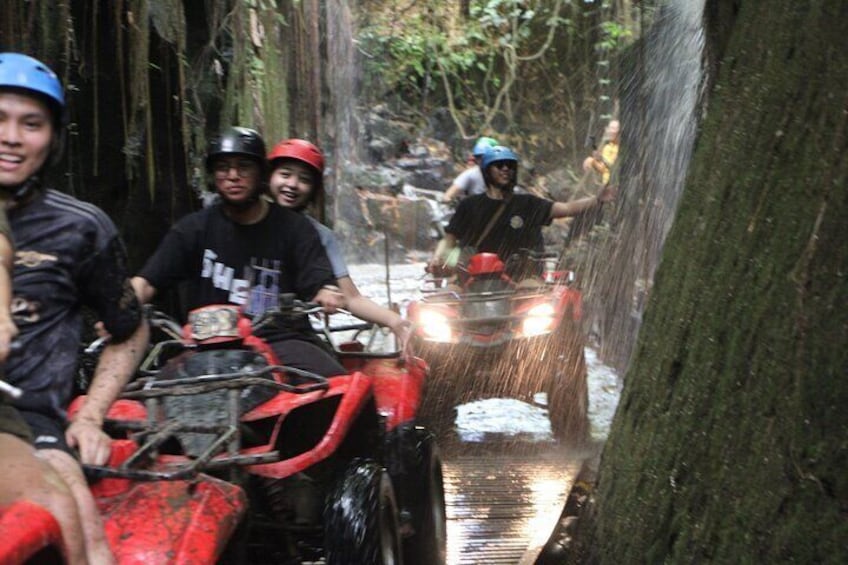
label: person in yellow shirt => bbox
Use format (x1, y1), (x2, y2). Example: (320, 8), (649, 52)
(582, 119), (620, 185)
(570, 119), (621, 243)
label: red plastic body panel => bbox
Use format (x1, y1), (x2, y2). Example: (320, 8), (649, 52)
(370, 356), (427, 428)
(467, 252), (505, 276)
(0, 500), (64, 563)
(68, 397), (147, 422)
(247, 371), (374, 478)
(99, 478), (246, 565)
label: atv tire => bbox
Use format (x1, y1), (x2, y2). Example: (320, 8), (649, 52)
(324, 459), (402, 565)
(386, 427), (447, 565)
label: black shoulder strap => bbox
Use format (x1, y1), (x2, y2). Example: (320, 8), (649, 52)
(473, 201), (507, 249)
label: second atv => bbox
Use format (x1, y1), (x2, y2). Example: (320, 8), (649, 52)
(407, 251), (589, 442)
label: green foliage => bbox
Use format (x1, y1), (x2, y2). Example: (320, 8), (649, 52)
(597, 20), (632, 51)
(357, 0), (638, 166)
(357, 0), (568, 128)
(358, 10), (486, 104)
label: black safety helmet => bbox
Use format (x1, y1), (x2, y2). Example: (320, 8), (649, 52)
(205, 127), (268, 173)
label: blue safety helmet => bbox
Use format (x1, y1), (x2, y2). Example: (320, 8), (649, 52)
(472, 136), (499, 158)
(0, 53), (66, 125)
(480, 145), (519, 170)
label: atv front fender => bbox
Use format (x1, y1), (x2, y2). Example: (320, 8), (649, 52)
(101, 477), (246, 564)
(0, 499), (64, 563)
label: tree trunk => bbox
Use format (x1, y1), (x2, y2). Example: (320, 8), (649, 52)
(460, 0), (470, 20)
(570, 1), (848, 562)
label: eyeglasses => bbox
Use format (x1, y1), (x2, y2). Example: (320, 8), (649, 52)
(213, 159), (258, 178)
(492, 161), (516, 170)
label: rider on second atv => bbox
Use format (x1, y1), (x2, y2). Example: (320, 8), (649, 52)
(268, 138), (411, 348)
(427, 145), (616, 280)
(440, 136), (498, 204)
(132, 127), (347, 377)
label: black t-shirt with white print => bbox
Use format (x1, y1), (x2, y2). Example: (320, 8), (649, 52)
(447, 192), (554, 260)
(139, 202), (335, 341)
(7, 189), (142, 421)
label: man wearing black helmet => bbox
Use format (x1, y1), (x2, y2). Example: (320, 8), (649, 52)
(428, 145), (615, 278)
(132, 126), (347, 377)
(0, 52), (149, 564)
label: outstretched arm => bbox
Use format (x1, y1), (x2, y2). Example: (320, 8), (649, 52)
(66, 319), (149, 465)
(550, 184), (616, 219)
(312, 284), (345, 313)
(338, 276), (410, 349)
(428, 233), (458, 272)
(441, 182), (463, 203)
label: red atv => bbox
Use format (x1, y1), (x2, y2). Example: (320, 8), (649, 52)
(48, 295), (445, 564)
(0, 499), (65, 563)
(0, 370), (67, 562)
(407, 251), (589, 441)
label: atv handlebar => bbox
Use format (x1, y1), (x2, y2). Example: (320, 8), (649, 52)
(141, 297), (402, 361)
(125, 364), (329, 397)
(251, 295), (329, 331)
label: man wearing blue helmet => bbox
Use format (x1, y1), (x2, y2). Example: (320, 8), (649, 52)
(0, 52), (149, 564)
(428, 145), (615, 277)
(440, 136), (498, 203)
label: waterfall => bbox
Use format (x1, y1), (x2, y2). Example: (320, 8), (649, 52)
(589, 0), (707, 372)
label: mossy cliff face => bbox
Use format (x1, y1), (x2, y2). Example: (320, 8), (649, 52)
(577, 1), (848, 562)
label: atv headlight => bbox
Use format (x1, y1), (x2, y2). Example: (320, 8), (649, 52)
(522, 303), (556, 337)
(419, 309), (452, 342)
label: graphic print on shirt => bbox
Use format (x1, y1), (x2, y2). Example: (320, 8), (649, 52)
(247, 259), (281, 316)
(11, 250), (59, 324)
(15, 250), (58, 268)
(201, 249), (281, 316)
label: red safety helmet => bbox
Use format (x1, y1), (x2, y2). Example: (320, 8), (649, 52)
(267, 138), (326, 213)
(267, 138), (324, 176)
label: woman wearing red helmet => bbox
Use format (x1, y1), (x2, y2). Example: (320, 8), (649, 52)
(268, 139), (411, 348)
